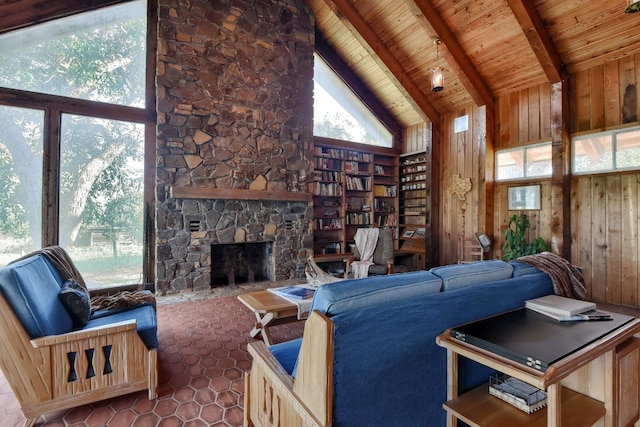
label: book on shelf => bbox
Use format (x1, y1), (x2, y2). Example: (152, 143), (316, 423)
(270, 285), (315, 300)
(525, 295), (596, 317)
(488, 375), (547, 414)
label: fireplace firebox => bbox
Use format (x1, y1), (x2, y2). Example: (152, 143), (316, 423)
(211, 242), (274, 287)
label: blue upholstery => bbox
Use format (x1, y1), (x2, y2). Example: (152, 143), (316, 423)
(270, 338), (302, 375)
(329, 273), (553, 426)
(0, 255), (74, 338)
(430, 259), (514, 291)
(311, 270), (442, 315)
(268, 260), (555, 426)
(86, 304), (158, 349)
(0, 253), (158, 349)
(510, 260), (542, 277)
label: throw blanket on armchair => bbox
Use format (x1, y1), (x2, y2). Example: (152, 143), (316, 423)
(10, 245), (156, 311)
(517, 251), (587, 300)
(352, 227), (379, 278)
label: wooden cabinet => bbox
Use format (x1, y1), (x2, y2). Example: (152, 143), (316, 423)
(312, 139), (398, 256)
(398, 152), (427, 268)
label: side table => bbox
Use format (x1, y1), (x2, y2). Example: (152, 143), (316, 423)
(237, 290), (301, 346)
(436, 313), (640, 427)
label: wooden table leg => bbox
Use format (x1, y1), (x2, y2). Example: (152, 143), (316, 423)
(546, 383), (561, 427)
(446, 349), (458, 427)
(250, 312), (276, 346)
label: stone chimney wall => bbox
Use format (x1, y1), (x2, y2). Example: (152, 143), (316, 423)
(156, 0), (315, 294)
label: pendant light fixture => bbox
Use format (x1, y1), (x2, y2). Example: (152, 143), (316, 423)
(626, 0), (640, 12)
(431, 38), (444, 92)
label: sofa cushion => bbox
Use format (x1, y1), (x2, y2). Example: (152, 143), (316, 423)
(58, 278), (91, 328)
(510, 260), (542, 277)
(0, 255), (74, 338)
(430, 260), (514, 291)
(85, 304), (158, 349)
(311, 270), (442, 316)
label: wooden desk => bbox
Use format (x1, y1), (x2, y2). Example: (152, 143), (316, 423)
(237, 290), (301, 346)
(436, 315), (640, 427)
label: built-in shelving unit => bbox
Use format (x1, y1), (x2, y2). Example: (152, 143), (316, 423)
(313, 139), (399, 256)
(398, 151), (427, 269)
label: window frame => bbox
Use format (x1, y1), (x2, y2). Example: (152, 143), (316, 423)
(495, 141), (553, 182)
(571, 126), (640, 176)
(0, 0), (157, 284)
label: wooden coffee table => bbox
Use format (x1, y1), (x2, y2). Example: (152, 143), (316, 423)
(237, 290), (302, 345)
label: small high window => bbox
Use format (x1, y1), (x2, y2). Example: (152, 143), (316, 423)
(573, 127), (640, 174)
(496, 142), (552, 181)
(313, 53), (393, 148)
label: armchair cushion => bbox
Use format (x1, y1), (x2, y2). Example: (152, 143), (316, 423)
(0, 255), (74, 338)
(86, 304), (158, 349)
(58, 278), (91, 328)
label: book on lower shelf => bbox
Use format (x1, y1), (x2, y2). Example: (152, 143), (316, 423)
(489, 374), (547, 414)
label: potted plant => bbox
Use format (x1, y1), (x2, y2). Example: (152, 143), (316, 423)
(502, 213), (548, 261)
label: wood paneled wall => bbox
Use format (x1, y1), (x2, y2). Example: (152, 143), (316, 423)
(433, 56), (640, 307)
(492, 57), (639, 306)
(572, 174), (640, 307)
(493, 82), (554, 262)
(438, 105), (488, 265)
(571, 54), (640, 133)
(569, 55), (640, 306)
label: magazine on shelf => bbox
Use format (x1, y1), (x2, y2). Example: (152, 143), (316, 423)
(525, 295), (596, 317)
(270, 285), (316, 300)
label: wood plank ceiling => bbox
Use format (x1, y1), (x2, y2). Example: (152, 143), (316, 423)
(0, 0), (639, 130)
(308, 0), (640, 128)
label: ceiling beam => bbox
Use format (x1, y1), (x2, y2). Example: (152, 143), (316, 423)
(318, 0), (441, 132)
(506, 0), (569, 83)
(406, 0), (494, 112)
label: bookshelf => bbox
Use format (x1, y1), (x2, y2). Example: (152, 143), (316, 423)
(398, 151), (427, 268)
(313, 139), (399, 256)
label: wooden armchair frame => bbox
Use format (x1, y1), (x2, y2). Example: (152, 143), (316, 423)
(0, 292), (157, 427)
(244, 310), (334, 427)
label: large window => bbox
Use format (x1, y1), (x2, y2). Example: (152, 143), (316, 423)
(573, 127), (640, 174)
(0, 1), (150, 287)
(314, 53), (393, 148)
(496, 143), (552, 181)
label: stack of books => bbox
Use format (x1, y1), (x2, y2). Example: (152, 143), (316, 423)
(525, 295), (612, 321)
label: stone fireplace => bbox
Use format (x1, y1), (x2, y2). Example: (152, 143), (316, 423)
(155, 0), (315, 294)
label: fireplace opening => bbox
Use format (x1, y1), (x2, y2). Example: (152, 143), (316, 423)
(211, 242), (274, 287)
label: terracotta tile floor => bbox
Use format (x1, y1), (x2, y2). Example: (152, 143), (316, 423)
(0, 294), (305, 427)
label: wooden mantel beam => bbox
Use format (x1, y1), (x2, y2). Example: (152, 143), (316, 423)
(318, 0), (441, 133)
(506, 0), (569, 83)
(406, 0), (494, 112)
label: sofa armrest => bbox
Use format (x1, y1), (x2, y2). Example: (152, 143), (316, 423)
(30, 319), (137, 348)
(245, 310), (333, 427)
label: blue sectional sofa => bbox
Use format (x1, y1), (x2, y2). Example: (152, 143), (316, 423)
(245, 260), (554, 427)
(0, 251), (158, 426)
